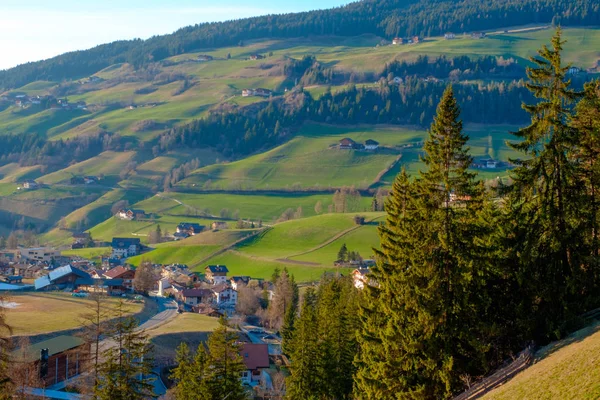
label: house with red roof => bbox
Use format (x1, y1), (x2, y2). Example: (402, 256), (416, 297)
(239, 343), (270, 385)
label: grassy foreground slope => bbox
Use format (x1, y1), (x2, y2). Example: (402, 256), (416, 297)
(483, 322), (600, 400)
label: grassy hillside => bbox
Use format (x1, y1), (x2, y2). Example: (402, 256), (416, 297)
(482, 322), (600, 399)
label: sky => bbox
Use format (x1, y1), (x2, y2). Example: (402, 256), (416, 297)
(0, 0), (350, 70)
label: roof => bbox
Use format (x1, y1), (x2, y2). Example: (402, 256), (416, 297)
(178, 222), (203, 231)
(240, 343), (270, 370)
(212, 284), (234, 294)
(75, 277), (125, 287)
(15, 335), (86, 362)
(181, 288), (214, 298)
(35, 265), (90, 290)
(353, 268), (371, 276)
(339, 138), (356, 145)
(206, 265), (229, 274)
(103, 266), (132, 279)
(365, 139), (379, 145)
(111, 237), (141, 249)
(231, 276), (251, 283)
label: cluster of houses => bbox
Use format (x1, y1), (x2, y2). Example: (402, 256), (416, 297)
(0, 94), (87, 111)
(242, 88), (273, 98)
(338, 138), (380, 151)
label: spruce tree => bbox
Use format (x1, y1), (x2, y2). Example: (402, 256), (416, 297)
(507, 28), (585, 340)
(355, 86), (486, 398)
(286, 289), (320, 399)
(280, 274), (299, 355)
(171, 342), (210, 400)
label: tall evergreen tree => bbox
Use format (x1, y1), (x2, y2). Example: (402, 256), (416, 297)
(280, 274), (299, 356)
(286, 289), (320, 399)
(355, 86), (486, 398)
(507, 28), (585, 341)
(171, 342), (210, 400)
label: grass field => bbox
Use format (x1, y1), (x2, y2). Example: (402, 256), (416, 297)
(4, 293), (143, 336)
(62, 246), (112, 261)
(483, 321), (600, 399)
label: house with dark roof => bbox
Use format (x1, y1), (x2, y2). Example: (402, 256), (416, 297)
(111, 238), (141, 259)
(205, 265), (229, 285)
(34, 265), (91, 291)
(240, 343), (270, 385)
(179, 288), (215, 306)
(230, 276), (251, 290)
(13, 335), (89, 386)
(364, 139), (379, 150)
(176, 223), (204, 236)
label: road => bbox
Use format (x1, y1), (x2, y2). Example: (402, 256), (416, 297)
(137, 295), (178, 331)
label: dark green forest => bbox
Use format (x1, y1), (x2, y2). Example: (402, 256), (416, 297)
(1, 0), (599, 88)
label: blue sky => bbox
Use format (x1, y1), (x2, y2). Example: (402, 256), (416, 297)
(0, 0), (349, 70)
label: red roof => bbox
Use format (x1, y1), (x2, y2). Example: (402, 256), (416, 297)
(103, 266), (133, 279)
(240, 343), (269, 370)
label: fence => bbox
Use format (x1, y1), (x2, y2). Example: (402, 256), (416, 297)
(453, 345), (535, 400)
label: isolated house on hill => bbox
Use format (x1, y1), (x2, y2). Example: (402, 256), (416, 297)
(364, 139), (379, 150)
(444, 32), (456, 39)
(339, 138), (356, 149)
(177, 223), (204, 236)
(211, 221), (229, 230)
(116, 209), (146, 221)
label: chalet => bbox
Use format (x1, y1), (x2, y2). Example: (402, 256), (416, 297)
(212, 284), (237, 307)
(471, 32), (486, 39)
(392, 37), (403, 45)
(254, 88), (272, 97)
(242, 89), (256, 97)
(13, 335), (89, 386)
(22, 180), (39, 190)
(339, 138), (356, 149)
(116, 208), (146, 220)
(364, 139), (379, 150)
(486, 159), (498, 169)
(34, 265), (90, 291)
(240, 343), (270, 385)
(103, 266), (135, 291)
(412, 36), (421, 44)
(179, 288), (214, 306)
(249, 54), (265, 60)
(444, 32), (456, 40)
(211, 221), (229, 230)
(352, 268), (372, 290)
(197, 55), (214, 61)
(19, 247), (60, 263)
(205, 265), (229, 285)
(111, 237), (141, 259)
(177, 223), (204, 236)
(230, 276), (251, 290)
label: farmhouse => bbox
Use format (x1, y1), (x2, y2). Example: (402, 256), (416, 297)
(486, 159), (498, 169)
(116, 208), (146, 220)
(392, 37), (403, 45)
(103, 265), (136, 291)
(444, 32), (456, 40)
(412, 36), (421, 44)
(240, 343), (270, 385)
(249, 54), (265, 60)
(179, 288), (214, 306)
(254, 88), (272, 97)
(567, 66), (582, 75)
(471, 32), (486, 39)
(339, 138), (357, 149)
(13, 335), (90, 386)
(34, 265), (90, 291)
(352, 267), (372, 290)
(197, 54), (214, 61)
(205, 265), (229, 285)
(177, 222), (204, 236)
(242, 89), (256, 97)
(364, 139), (380, 150)
(111, 237), (141, 259)
(22, 180), (39, 190)
(211, 221), (229, 230)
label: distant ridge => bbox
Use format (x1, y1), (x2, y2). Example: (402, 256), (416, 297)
(1, 0), (599, 89)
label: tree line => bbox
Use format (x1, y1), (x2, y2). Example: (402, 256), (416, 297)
(1, 0), (599, 88)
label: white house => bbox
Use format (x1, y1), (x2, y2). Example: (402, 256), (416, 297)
(352, 268), (372, 290)
(392, 37), (403, 45)
(110, 238), (141, 259)
(205, 265), (229, 285)
(444, 32), (456, 40)
(240, 344), (270, 385)
(230, 276), (251, 290)
(212, 285), (238, 307)
(486, 159), (498, 169)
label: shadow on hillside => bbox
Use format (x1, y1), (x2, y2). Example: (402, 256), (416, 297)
(534, 320), (600, 362)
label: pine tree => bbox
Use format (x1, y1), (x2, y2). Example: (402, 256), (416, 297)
(507, 28), (585, 341)
(337, 243), (348, 262)
(286, 289), (320, 399)
(355, 86), (486, 398)
(280, 274), (299, 356)
(95, 301), (155, 400)
(202, 318), (247, 400)
(171, 342), (210, 400)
